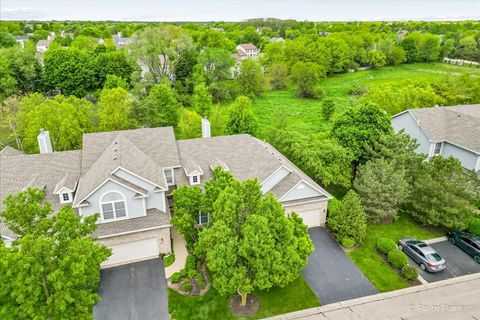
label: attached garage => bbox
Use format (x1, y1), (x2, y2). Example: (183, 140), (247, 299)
(101, 238), (160, 268)
(283, 199), (328, 228)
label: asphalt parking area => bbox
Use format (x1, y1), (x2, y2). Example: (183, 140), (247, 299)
(407, 240), (480, 283)
(94, 258), (169, 320)
(302, 227), (378, 305)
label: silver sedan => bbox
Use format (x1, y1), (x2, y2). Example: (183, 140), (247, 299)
(398, 238), (446, 273)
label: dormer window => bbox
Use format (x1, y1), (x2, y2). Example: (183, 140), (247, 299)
(60, 192), (72, 204)
(191, 175), (200, 185)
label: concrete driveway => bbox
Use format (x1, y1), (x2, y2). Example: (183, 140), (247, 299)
(302, 227), (377, 305)
(409, 240), (480, 283)
(94, 258), (169, 320)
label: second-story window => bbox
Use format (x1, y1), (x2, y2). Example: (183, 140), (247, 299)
(101, 191), (127, 221)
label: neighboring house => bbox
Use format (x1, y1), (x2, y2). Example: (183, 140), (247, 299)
(318, 31), (332, 37)
(269, 37), (285, 43)
(235, 43), (259, 60)
(14, 35), (30, 48)
(36, 39), (51, 53)
(396, 30), (410, 40)
(112, 32), (132, 49)
(0, 119), (331, 268)
(391, 105), (480, 175)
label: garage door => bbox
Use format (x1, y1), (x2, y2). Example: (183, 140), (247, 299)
(283, 200), (327, 228)
(296, 210), (321, 228)
(101, 238), (160, 269)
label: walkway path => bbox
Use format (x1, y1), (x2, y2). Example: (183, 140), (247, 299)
(264, 273), (480, 320)
(164, 228), (188, 279)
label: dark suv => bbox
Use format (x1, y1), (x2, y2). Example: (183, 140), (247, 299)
(448, 231), (480, 263)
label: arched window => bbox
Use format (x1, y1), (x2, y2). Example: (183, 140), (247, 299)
(100, 191), (127, 221)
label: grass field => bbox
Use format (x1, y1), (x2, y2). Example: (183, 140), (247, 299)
(168, 276), (319, 320)
(347, 214), (444, 292)
(251, 62), (480, 139)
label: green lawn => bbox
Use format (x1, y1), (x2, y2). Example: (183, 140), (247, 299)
(168, 276), (319, 320)
(347, 214), (444, 292)
(163, 254), (175, 268)
(251, 62), (480, 140)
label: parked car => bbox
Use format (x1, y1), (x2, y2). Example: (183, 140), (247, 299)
(448, 231), (480, 263)
(398, 238), (446, 272)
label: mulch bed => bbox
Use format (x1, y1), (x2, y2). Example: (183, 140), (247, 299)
(168, 268), (211, 296)
(376, 249), (422, 286)
(229, 294), (260, 317)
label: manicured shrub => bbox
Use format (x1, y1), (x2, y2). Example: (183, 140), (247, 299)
(376, 238), (397, 255)
(171, 270), (186, 283)
(468, 218), (480, 236)
(401, 265), (418, 281)
(388, 249), (408, 269)
(182, 281), (193, 292)
(340, 237), (355, 248)
(195, 272), (206, 289)
(185, 255), (197, 277)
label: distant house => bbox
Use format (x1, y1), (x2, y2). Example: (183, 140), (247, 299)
(60, 30), (75, 38)
(391, 105), (480, 176)
(36, 39), (51, 53)
(318, 31), (332, 37)
(98, 38), (105, 45)
(396, 30), (410, 41)
(14, 35), (30, 48)
(112, 32), (132, 49)
(235, 43), (259, 61)
(269, 37), (285, 43)
(1, 120), (331, 268)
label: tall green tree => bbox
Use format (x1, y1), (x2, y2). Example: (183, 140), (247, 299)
(225, 96), (258, 135)
(328, 190), (367, 243)
(354, 158), (410, 223)
(129, 26), (194, 83)
(171, 185), (204, 248)
(97, 87), (137, 131)
(290, 61), (324, 98)
(178, 109), (202, 139)
(237, 59), (266, 98)
(136, 84), (180, 127)
(406, 156), (479, 230)
(17, 93), (94, 153)
(0, 188), (111, 320)
(331, 102), (392, 163)
(195, 171), (313, 306)
(191, 82), (213, 117)
(267, 62), (289, 90)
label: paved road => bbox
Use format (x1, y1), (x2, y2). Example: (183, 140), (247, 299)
(407, 241), (480, 283)
(302, 227), (377, 305)
(94, 258), (169, 320)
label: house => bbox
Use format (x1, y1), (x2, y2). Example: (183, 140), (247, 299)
(269, 37), (285, 43)
(391, 105), (480, 175)
(318, 31), (332, 37)
(36, 39), (51, 53)
(112, 32), (132, 49)
(235, 43), (259, 60)
(0, 120), (331, 268)
(14, 35), (30, 48)
(396, 30), (410, 41)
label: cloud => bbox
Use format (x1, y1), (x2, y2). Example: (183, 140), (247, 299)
(1, 7), (47, 20)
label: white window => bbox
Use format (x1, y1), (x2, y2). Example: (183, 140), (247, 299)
(199, 212), (209, 225)
(100, 191), (127, 221)
(433, 142), (442, 155)
(164, 168), (174, 186)
(60, 192), (72, 203)
(190, 175), (200, 185)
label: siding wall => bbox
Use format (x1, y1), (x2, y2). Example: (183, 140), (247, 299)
(281, 181), (324, 202)
(81, 180), (145, 219)
(391, 112), (431, 155)
(441, 142), (478, 171)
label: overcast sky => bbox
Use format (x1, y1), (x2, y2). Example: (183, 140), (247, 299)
(1, 0), (479, 21)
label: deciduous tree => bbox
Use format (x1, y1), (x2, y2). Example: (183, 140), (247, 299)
(97, 87), (137, 131)
(225, 96), (258, 135)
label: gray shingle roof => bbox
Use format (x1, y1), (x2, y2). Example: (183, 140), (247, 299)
(0, 149), (82, 211)
(92, 208), (170, 238)
(409, 105), (480, 153)
(176, 135), (330, 200)
(0, 146), (24, 157)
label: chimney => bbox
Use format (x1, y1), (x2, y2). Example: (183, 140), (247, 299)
(37, 128), (53, 154)
(201, 117), (211, 138)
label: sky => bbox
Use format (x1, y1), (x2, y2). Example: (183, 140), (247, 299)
(1, 0), (479, 21)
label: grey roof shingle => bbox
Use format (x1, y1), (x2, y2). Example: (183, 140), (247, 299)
(0, 150), (82, 211)
(409, 105), (480, 153)
(0, 146), (24, 157)
(92, 208), (170, 238)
